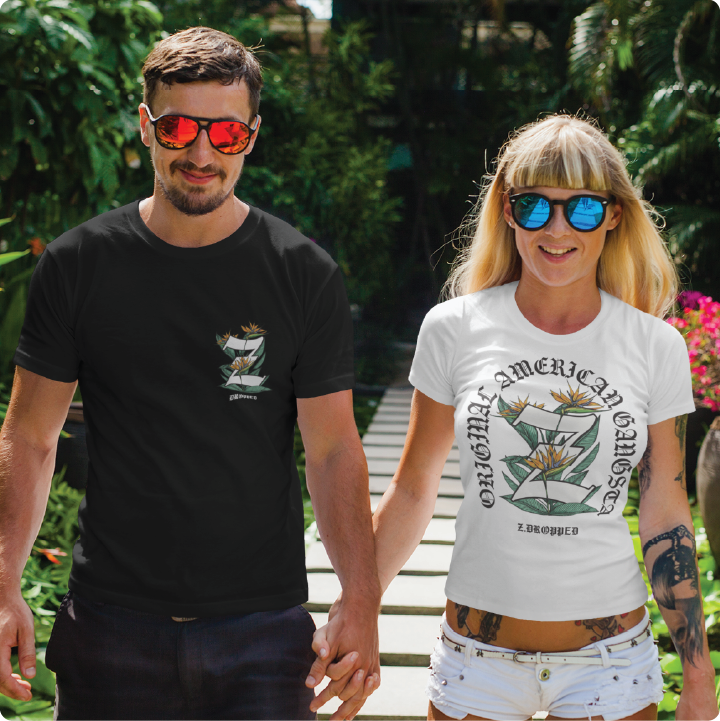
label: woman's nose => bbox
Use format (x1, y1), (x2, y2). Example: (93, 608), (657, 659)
(545, 205), (572, 237)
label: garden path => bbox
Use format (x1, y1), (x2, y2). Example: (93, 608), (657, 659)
(305, 387), (549, 719)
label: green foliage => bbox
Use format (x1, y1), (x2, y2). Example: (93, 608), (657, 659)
(568, 0), (720, 297)
(243, 21), (402, 306)
(0, 471), (85, 717)
(0, 0), (163, 240)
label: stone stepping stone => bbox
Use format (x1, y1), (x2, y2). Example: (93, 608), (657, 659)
(421, 518), (456, 544)
(371, 494), (461, 519)
(366, 421), (410, 434)
(384, 389), (414, 398)
(310, 613), (441, 667)
(363, 434), (459, 451)
(367, 458), (460, 478)
(306, 573), (447, 615)
(372, 410), (411, 421)
(377, 398), (411, 405)
(363, 445), (460, 462)
(306, 541), (453, 576)
(368, 476), (463, 499)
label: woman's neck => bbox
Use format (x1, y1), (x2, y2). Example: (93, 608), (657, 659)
(514, 276), (602, 335)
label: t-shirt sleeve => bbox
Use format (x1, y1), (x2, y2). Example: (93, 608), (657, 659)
(647, 321), (696, 425)
(13, 250), (79, 383)
(408, 301), (460, 406)
(292, 267), (354, 398)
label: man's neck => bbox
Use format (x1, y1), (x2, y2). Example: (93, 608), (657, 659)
(138, 192), (249, 249)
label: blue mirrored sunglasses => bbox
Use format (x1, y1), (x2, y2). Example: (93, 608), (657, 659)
(509, 192), (613, 232)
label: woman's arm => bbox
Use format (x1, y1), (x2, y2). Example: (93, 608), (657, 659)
(638, 415), (719, 720)
(373, 389), (456, 593)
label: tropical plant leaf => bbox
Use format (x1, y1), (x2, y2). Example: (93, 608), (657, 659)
(572, 443), (600, 475)
(574, 416), (599, 450)
(514, 420), (538, 450)
(496, 396), (515, 423)
(564, 470), (589, 486)
(501, 494), (549, 515)
(502, 471), (518, 493)
(581, 485), (601, 504)
(548, 502), (598, 516)
(0, 249), (30, 266)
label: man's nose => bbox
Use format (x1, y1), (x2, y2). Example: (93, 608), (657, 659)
(186, 126), (217, 167)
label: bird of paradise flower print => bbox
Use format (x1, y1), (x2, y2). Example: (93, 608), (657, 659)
(216, 323), (271, 393)
(497, 384), (609, 517)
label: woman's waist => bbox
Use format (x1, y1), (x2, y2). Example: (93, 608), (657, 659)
(444, 600), (648, 652)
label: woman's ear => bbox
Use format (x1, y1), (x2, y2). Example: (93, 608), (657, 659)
(502, 193), (514, 228)
(607, 200), (623, 230)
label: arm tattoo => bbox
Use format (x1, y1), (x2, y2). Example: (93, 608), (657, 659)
(642, 524), (704, 668)
(638, 435), (652, 497)
(674, 414), (688, 491)
(454, 604), (503, 643)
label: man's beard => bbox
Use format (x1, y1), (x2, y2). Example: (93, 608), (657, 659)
(155, 159), (239, 216)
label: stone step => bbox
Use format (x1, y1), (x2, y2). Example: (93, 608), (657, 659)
(307, 541), (453, 576)
(366, 421), (410, 434)
(374, 409), (411, 419)
(371, 494), (461, 519)
(369, 476), (463, 499)
(422, 518), (456, 545)
(368, 459), (460, 478)
(311, 612), (441, 666)
(363, 445), (460, 462)
(363, 433), (458, 450)
(383, 390), (414, 400)
(306, 573), (447, 615)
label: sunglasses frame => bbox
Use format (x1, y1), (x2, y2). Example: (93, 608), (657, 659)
(140, 103), (260, 155)
(508, 192), (613, 233)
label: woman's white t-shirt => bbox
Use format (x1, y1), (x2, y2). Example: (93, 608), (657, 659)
(408, 281), (695, 621)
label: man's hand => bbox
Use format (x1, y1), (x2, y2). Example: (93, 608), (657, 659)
(0, 588), (36, 701)
(305, 594), (380, 721)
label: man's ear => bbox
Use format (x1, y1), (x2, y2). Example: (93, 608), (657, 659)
(139, 104), (151, 148)
(244, 115), (261, 155)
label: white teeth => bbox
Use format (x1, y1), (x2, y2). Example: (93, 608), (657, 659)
(540, 246), (574, 256)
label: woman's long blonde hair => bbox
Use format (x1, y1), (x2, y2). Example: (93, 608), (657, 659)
(443, 115), (679, 318)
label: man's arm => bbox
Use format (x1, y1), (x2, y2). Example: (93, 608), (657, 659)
(297, 390), (381, 721)
(0, 367), (76, 701)
(638, 415), (719, 721)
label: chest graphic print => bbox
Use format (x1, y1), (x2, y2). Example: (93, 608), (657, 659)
(497, 387), (603, 516)
(466, 357), (640, 518)
(216, 323), (271, 393)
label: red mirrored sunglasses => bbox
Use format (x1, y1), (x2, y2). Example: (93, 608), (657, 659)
(141, 103), (259, 155)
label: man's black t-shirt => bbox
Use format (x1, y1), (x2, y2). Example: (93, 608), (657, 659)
(14, 200), (354, 617)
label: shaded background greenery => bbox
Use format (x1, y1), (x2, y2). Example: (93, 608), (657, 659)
(1, 0), (719, 717)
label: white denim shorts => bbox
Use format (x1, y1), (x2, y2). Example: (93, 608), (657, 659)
(427, 608), (664, 721)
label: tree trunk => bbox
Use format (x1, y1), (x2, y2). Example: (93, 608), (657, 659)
(697, 416), (720, 569)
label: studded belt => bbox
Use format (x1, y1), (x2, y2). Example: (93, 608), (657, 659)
(171, 616), (199, 622)
(441, 620), (654, 667)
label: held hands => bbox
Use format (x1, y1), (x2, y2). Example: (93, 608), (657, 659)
(305, 593), (381, 721)
(0, 589), (36, 701)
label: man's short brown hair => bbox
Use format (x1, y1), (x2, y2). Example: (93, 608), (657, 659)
(142, 27), (263, 119)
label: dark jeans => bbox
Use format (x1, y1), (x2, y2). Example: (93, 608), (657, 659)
(46, 590), (317, 720)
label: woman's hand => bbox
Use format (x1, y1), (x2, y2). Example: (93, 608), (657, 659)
(675, 672), (719, 720)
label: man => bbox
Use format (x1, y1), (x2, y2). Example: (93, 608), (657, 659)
(0, 26), (380, 720)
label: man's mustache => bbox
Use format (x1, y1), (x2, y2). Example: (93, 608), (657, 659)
(170, 160), (227, 181)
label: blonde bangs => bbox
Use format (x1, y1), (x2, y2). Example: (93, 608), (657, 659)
(506, 123), (611, 192)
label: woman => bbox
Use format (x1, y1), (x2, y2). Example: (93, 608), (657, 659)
(372, 116), (719, 721)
